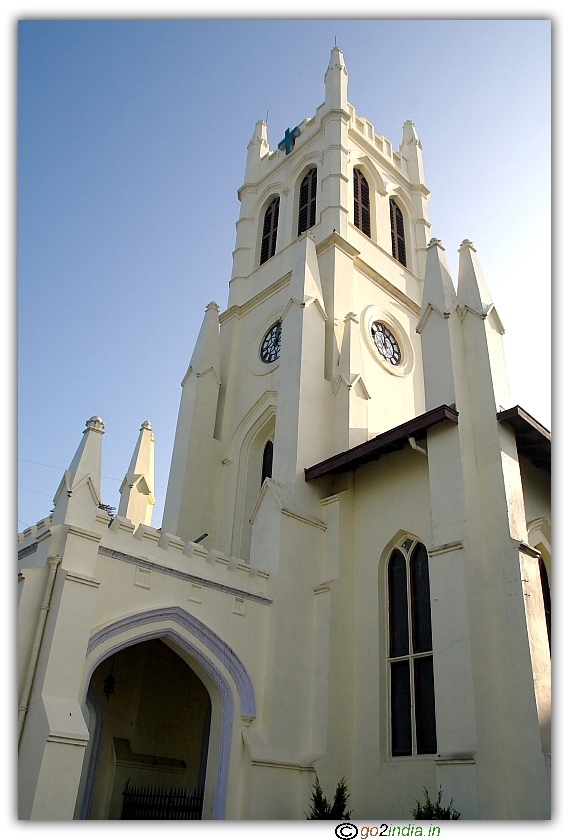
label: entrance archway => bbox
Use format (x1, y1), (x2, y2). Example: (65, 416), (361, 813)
(79, 639), (211, 819)
(78, 607), (257, 820)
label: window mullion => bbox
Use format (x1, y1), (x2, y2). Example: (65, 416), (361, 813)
(406, 546), (417, 756)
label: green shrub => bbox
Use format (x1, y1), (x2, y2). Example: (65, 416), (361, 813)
(306, 776), (352, 819)
(412, 786), (460, 820)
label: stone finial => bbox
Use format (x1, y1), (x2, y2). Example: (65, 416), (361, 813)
(85, 416), (105, 434)
(324, 46), (348, 111)
(50, 414), (104, 526)
(248, 120), (269, 151)
(421, 236), (457, 316)
(402, 120), (421, 145)
(400, 120), (424, 185)
(181, 301), (221, 387)
(457, 239), (494, 313)
(245, 120), (270, 182)
(118, 420), (156, 527)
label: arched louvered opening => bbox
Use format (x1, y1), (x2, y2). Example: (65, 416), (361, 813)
(387, 541), (437, 757)
(390, 198), (407, 267)
(261, 439), (274, 486)
(260, 197), (280, 265)
(538, 557), (551, 653)
(353, 168), (371, 238)
(298, 168), (317, 236)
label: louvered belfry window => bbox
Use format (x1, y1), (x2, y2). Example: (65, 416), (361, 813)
(260, 197), (280, 265)
(388, 541), (437, 756)
(353, 169), (371, 237)
(390, 198), (407, 267)
(298, 168), (317, 236)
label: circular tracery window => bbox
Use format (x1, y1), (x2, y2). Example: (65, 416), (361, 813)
(260, 321), (282, 364)
(371, 321), (401, 366)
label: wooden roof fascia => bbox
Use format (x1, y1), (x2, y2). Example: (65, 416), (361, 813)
(305, 404), (459, 481)
(497, 405), (551, 473)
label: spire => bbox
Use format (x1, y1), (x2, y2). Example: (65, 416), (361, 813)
(400, 120), (425, 185)
(417, 240), (463, 411)
(420, 238), (458, 318)
(324, 46), (348, 111)
(245, 120), (269, 183)
(457, 239), (495, 315)
(162, 302), (222, 541)
(51, 416), (105, 527)
(117, 421), (156, 527)
(334, 312), (370, 450)
(183, 301), (221, 386)
(272, 232), (330, 497)
(457, 239), (510, 410)
(288, 230), (325, 313)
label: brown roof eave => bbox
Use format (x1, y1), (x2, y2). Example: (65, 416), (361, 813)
(497, 405), (551, 472)
(305, 404), (459, 481)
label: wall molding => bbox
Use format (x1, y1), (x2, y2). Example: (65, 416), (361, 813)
(98, 546), (272, 606)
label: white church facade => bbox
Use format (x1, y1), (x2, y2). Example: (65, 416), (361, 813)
(18, 49), (551, 820)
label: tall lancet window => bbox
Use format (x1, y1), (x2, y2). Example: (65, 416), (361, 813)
(387, 540), (437, 756)
(390, 198), (407, 267)
(298, 168), (317, 235)
(538, 558), (551, 653)
(261, 439), (273, 486)
(353, 169), (371, 237)
(260, 197), (280, 265)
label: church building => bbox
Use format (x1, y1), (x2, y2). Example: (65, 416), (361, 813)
(18, 48), (551, 820)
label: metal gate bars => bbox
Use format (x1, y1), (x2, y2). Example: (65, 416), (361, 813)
(121, 781), (204, 819)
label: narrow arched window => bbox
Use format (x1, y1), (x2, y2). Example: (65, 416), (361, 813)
(260, 197), (280, 265)
(390, 198), (406, 267)
(353, 169), (371, 237)
(261, 439), (273, 486)
(298, 168), (317, 235)
(538, 558), (551, 653)
(387, 540), (437, 756)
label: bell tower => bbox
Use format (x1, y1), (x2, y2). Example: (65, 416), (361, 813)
(163, 47), (432, 556)
(18, 45), (550, 822)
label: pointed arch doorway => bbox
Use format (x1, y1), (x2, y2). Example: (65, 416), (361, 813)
(78, 638), (213, 820)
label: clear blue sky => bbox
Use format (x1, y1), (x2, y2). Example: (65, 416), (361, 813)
(17, 18), (551, 532)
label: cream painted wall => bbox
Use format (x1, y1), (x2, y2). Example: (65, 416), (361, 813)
(18, 48), (550, 822)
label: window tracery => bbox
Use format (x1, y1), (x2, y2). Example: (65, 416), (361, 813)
(387, 540), (437, 756)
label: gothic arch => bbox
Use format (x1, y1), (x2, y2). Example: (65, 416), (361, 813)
(253, 186), (284, 266)
(290, 161), (320, 239)
(527, 517), (551, 576)
(229, 401), (277, 559)
(387, 188), (415, 272)
(83, 606), (257, 819)
(350, 154), (387, 195)
(378, 529), (425, 753)
(350, 160), (381, 242)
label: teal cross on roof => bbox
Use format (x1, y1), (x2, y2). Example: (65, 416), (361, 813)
(278, 126), (301, 155)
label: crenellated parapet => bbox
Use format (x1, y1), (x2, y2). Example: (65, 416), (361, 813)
(103, 515), (271, 600)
